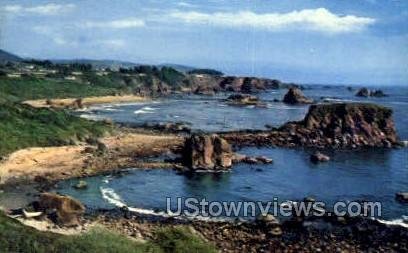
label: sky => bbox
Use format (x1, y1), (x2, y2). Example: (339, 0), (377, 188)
(0, 0), (407, 85)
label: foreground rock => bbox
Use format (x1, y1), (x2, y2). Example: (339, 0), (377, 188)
(283, 88), (313, 104)
(182, 134), (233, 171)
(222, 103), (398, 149)
(310, 152), (330, 163)
(396, 192), (408, 203)
(356, 88), (387, 97)
(37, 193), (85, 226)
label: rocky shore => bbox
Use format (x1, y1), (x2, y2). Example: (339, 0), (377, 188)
(61, 209), (406, 253)
(8, 191), (407, 253)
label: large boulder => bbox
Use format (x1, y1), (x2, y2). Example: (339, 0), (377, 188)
(283, 88), (313, 104)
(37, 193), (85, 226)
(182, 134), (233, 171)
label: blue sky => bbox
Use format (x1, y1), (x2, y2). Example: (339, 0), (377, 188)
(0, 0), (407, 85)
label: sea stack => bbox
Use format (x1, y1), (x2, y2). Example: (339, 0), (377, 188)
(182, 134), (233, 171)
(283, 87), (313, 104)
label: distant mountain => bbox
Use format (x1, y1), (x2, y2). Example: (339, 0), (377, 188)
(0, 49), (22, 63)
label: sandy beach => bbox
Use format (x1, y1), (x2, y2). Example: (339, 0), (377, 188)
(0, 131), (184, 185)
(24, 95), (149, 108)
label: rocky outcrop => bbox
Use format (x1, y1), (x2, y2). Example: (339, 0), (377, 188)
(222, 103), (398, 149)
(37, 193), (85, 226)
(396, 192), (408, 203)
(355, 88), (387, 97)
(233, 154), (273, 164)
(283, 88), (313, 104)
(219, 77), (268, 93)
(182, 74), (293, 95)
(281, 103), (398, 148)
(225, 94), (265, 107)
(310, 152), (330, 163)
(182, 134), (233, 171)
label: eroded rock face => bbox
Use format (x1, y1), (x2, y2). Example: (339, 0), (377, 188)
(182, 134), (233, 170)
(283, 88), (313, 104)
(38, 193), (85, 226)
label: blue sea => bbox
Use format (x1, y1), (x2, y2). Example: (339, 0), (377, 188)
(57, 85), (407, 224)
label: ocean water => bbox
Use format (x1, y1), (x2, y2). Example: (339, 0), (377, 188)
(57, 85), (407, 222)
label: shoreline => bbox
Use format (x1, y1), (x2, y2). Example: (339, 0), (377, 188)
(23, 94), (150, 108)
(10, 207), (408, 253)
(0, 128), (184, 186)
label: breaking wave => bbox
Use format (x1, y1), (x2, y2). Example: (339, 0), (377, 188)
(134, 106), (157, 115)
(99, 187), (232, 222)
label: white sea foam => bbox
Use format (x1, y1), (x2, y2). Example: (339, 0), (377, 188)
(79, 114), (105, 120)
(100, 187), (169, 217)
(376, 217), (408, 229)
(134, 106), (157, 114)
(100, 187), (127, 208)
(99, 187), (233, 222)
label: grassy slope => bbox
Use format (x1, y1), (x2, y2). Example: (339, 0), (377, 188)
(0, 77), (118, 101)
(0, 212), (216, 253)
(0, 103), (110, 156)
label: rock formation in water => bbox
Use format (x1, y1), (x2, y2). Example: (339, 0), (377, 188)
(310, 152), (330, 163)
(182, 134), (233, 171)
(222, 103), (398, 149)
(283, 88), (313, 104)
(395, 192), (408, 203)
(282, 103), (398, 148)
(225, 94), (265, 107)
(355, 88), (387, 97)
(37, 193), (85, 226)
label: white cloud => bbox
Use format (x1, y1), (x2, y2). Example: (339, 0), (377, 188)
(2, 3), (75, 16)
(176, 2), (196, 8)
(168, 8), (375, 34)
(84, 18), (145, 29)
